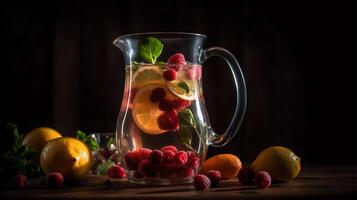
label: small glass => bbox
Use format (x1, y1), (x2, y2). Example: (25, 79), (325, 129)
(89, 132), (120, 175)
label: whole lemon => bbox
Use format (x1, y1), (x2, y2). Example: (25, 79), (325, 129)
(251, 146), (301, 182)
(22, 127), (62, 161)
(202, 154), (242, 179)
(40, 137), (92, 181)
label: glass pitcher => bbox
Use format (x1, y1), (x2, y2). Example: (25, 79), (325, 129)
(113, 32), (246, 185)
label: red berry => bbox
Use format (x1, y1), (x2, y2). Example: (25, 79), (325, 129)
(46, 172), (64, 188)
(193, 174), (211, 190)
(162, 150), (176, 163)
(167, 53), (186, 71)
(158, 99), (174, 111)
(206, 170), (221, 187)
(157, 110), (179, 131)
(195, 67), (202, 80)
(186, 156), (200, 169)
(161, 145), (178, 153)
(186, 67), (202, 80)
(138, 148), (152, 160)
(124, 151), (141, 170)
(108, 165), (126, 178)
(149, 150), (163, 164)
(255, 171), (271, 189)
(10, 175), (26, 189)
(150, 87), (166, 103)
(177, 166), (194, 178)
(186, 151), (198, 158)
(159, 163), (176, 177)
(238, 167), (255, 185)
(171, 99), (192, 111)
(163, 69), (177, 81)
(175, 151), (188, 166)
(186, 68), (196, 80)
(138, 159), (155, 176)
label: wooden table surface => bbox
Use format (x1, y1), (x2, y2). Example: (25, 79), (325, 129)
(1, 167), (356, 200)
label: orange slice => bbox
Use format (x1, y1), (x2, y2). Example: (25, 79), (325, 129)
(166, 69), (198, 101)
(132, 83), (175, 135)
(132, 65), (164, 88)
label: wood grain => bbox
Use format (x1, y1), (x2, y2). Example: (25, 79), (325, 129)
(0, 167), (355, 200)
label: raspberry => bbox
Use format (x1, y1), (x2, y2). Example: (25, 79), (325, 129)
(162, 150), (176, 163)
(206, 170), (221, 187)
(193, 174), (211, 190)
(171, 99), (191, 111)
(255, 171), (271, 189)
(158, 99), (174, 111)
(159, 163), (176, 177)
(167, 53), (186, 71)
(176, 166), (194, 178)
(161, 145), (178, 153)
(138, 159), (155, 176)
(124, 151), (141, 170)
(163, 69), (177, 81)
(150, 87), (166, 103)
(187, 151), (198, 158)
(157, 110), (179, 131)
(108, 165), (126, 178)
(238, 167), (255, 185)
(138, 148), (152, 160)
(10, 175), (26, 189)
(46, 172), (64, 188)
(186, 156), (200, 169)
(175, 151), (188, 166)
(149, 150), (163, 164)
(186, 68), (196, 80)
(186, 67), (202, 80)
(195, 67), (202, 80)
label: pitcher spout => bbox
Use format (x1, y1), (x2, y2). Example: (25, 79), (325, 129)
(113, 37), (125, 51)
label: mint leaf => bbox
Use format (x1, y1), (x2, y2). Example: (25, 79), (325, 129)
(0, 123), (42, 179)
(177, 126), (192, 147)
(177, 81), (190, 94)
(75, 130), (99, 151)
(178, 108), (196, 128)
(138, 37), (163, 64)
(106, 137), (115, 148)
(177, 108), (199, 150)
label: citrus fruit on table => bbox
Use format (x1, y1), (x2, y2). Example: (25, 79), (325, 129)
(251, 146), (301, 181)
(132, 65), (164, 87)
(40, 137), (92, 181)
(22, 127), (62, 162)
(132, 83), (175, 135)
(202, 154), (242, 179)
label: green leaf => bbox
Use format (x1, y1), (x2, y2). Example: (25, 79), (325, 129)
(138, 37), (163, 64)
(106, 137), (115, 148)
(97, 160), (114, 175)
(178, 108), (196, 128)
(177, 126), (193, 147)
(75, 130), (99, 151)
(177, 81), (190, 94)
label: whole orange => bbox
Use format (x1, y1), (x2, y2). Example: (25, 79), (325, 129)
(201, 154), (242, 179)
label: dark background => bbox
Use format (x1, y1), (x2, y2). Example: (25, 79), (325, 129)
(0, 1), (355, 165)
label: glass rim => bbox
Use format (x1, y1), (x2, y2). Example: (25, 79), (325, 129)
(116, 32), (207, 40)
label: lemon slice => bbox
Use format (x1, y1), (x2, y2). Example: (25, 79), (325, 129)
(166, 70), (198, 101)
(132, 65), (164, 87)
(132, 83), (175, 135)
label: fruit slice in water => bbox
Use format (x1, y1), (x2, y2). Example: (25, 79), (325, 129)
(166, 66), (198, 101)
(132, 65), (164, 87)
(132, 83), (175, 134)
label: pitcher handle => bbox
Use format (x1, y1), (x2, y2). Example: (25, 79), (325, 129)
(200, 47), (247, 147)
